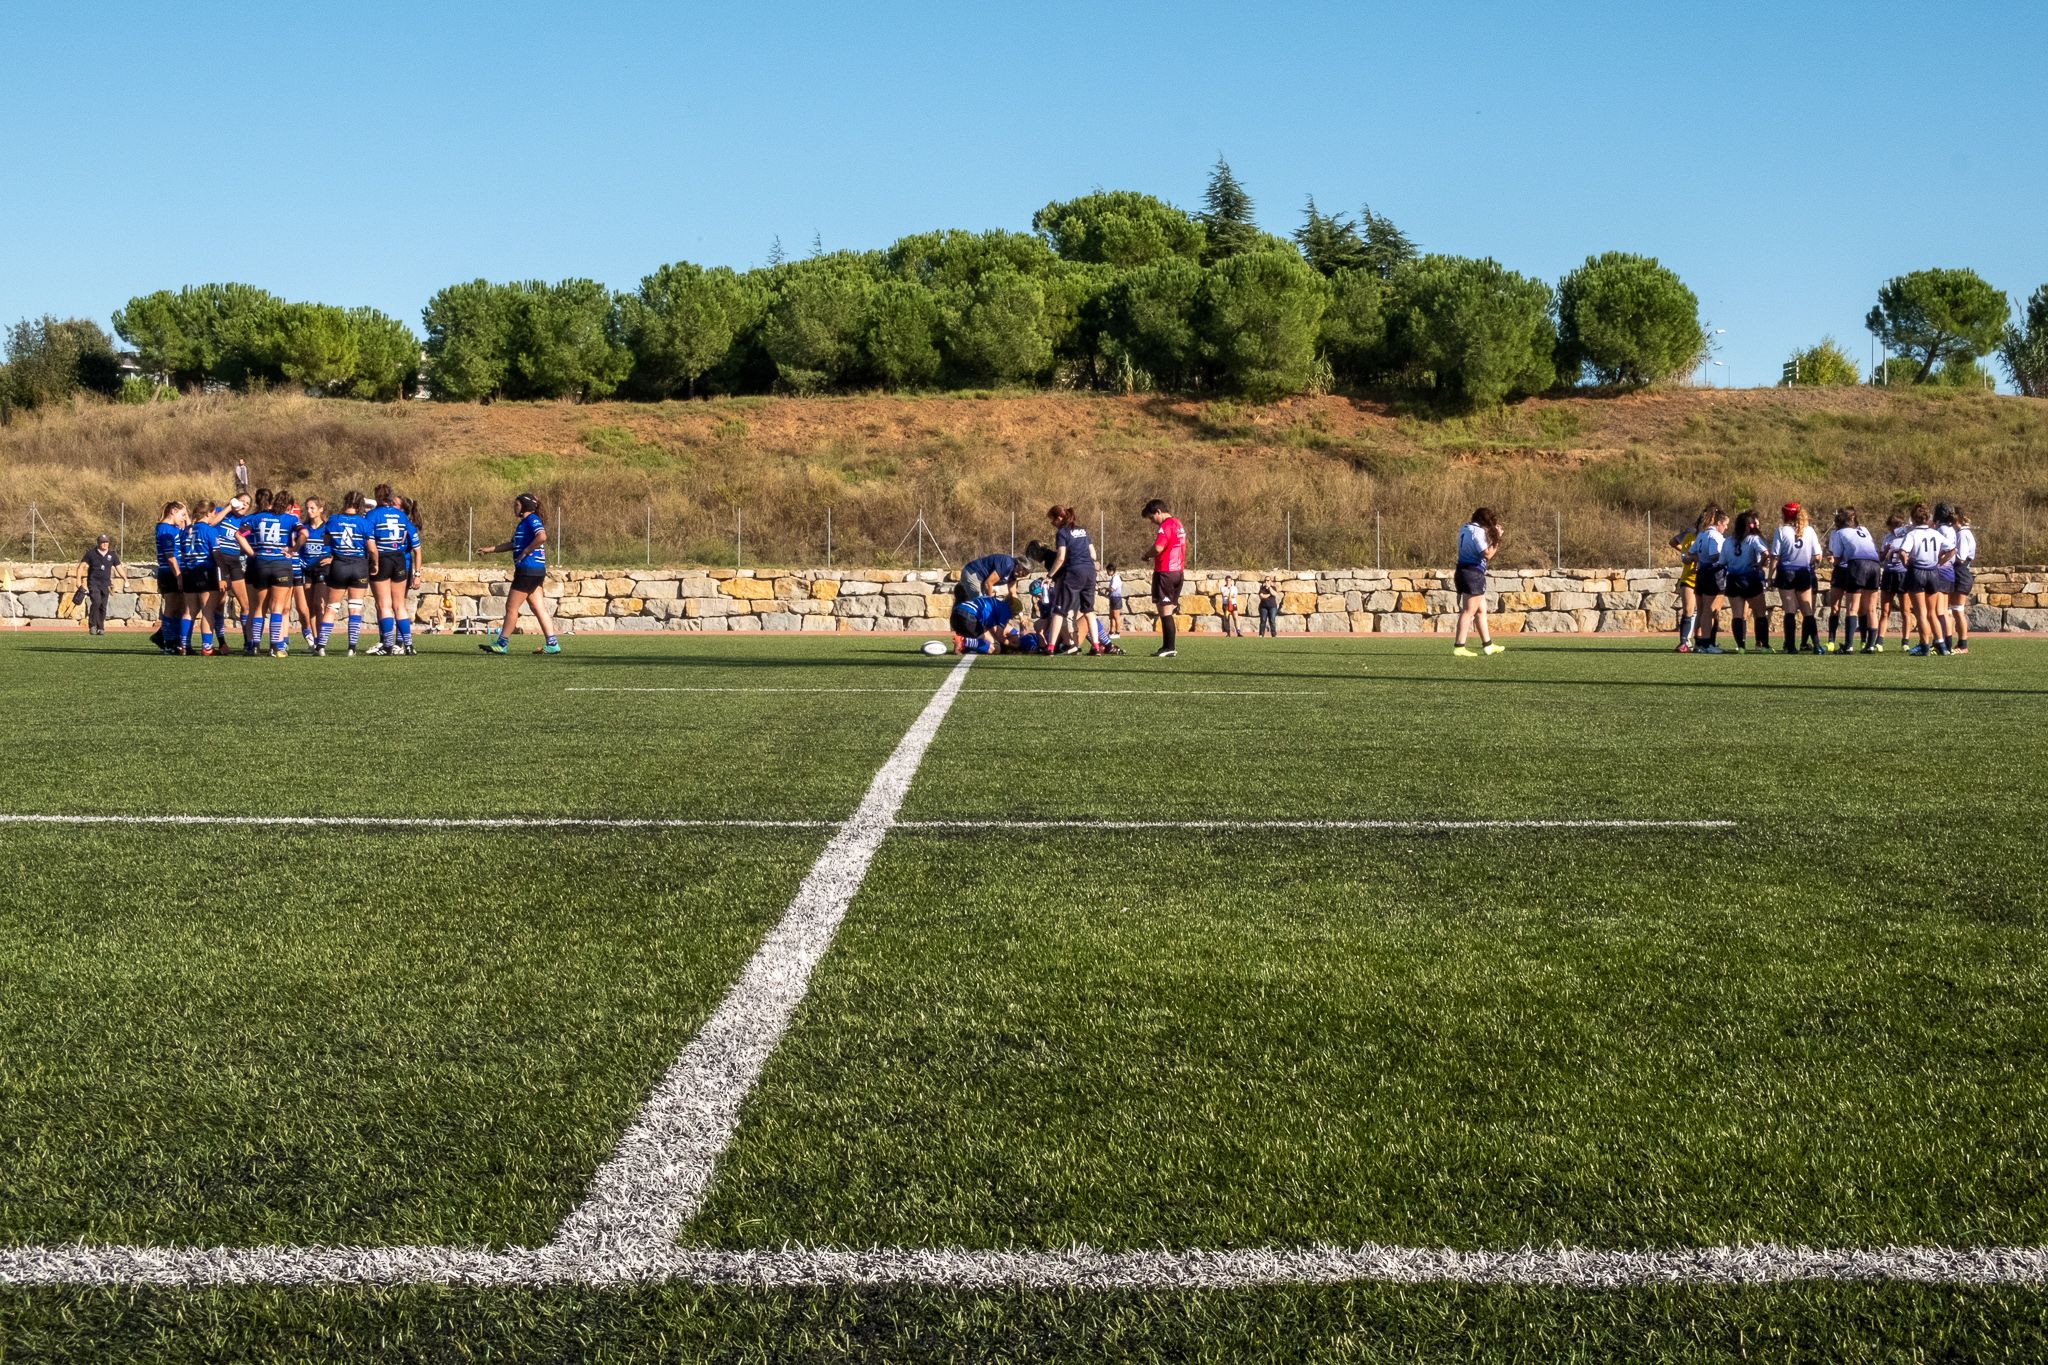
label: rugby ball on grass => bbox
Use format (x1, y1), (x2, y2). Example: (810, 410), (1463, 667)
(921, 639), (949, 656)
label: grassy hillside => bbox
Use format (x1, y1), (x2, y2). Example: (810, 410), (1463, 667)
(2, 387), (2045, 569)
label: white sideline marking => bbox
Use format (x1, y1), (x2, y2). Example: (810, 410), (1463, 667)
(567, 686), (1324, 696)
(2, 1241), (2041, 1289)
(899, 818), (1737, 832)
(0, 813), (833, 831)
(547, 656), (977, 1256)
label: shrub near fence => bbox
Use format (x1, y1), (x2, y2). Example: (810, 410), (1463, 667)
(6, 562), (2046, 636)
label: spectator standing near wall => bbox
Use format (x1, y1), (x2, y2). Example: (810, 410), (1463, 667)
(75, 534), (119, 634)
(1257, 575), (1279, 636)
(232, 459), (251, 498)
(1218, 577), (1241, 636)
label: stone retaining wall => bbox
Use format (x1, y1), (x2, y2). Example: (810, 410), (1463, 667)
(6, 562), (2046, 634)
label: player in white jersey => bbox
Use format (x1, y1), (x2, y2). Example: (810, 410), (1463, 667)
(1687, 507), (1730, 652)
(1721, 510), (1772, 652)
(1769, 502), (1824, 653)
(1897, 504), (1954, 656)
(1824, 507), (1883, 653)
(1941, 506), (1977, 654)
(1875, 514), (1910, 649)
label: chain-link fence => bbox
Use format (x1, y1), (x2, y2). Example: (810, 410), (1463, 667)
(3, 497), (2034, 573)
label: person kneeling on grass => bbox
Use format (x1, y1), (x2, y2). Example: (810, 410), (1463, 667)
(477, 492), (561, 655)
(951, 594), (1016, 654)
(1451, 508), (1506, 657)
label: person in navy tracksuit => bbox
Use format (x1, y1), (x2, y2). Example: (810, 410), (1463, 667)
(478, 492), (560, 655)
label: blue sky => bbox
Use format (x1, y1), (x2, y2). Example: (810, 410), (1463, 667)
(3, 0), (2042, 388)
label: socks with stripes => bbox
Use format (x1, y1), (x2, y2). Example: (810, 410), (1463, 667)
(379, 616), (395, 647)
(348, 611), (362, 647)
(396, 619), (412, 648)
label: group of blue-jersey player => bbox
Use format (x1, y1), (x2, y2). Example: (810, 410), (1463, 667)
(148, 483), (423, 658)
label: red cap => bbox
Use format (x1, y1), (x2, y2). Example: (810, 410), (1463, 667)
(1781, 501), (1801, 518)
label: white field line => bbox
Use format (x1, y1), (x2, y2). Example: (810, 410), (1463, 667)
(2, 1241), (2042, 1289)
(898, 819), (1738, 832)
(0, 813), (834, 831)
(566, 686), (1324, 696)
(546, 655), (977, 1257)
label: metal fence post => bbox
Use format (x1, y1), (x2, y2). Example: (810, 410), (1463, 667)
(1375, 511), (1382, 571)
(1645, 510), (1652, 569)
(28, 503), (36, 561)
(826, 507), (833, 568)
(1285, 509), (1292, 571)
(119, 501), (126, 561)
(1191, 513), (1198, 568)
(1009, 510), (1015, 558)
(645, 503), (652, 567)
(466, 506), (473, 562)
(735, 511), (742, 570)
(1554, 510), (1562, 570)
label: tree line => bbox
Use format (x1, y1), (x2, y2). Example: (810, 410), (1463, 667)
(5, 159), (2046, 410)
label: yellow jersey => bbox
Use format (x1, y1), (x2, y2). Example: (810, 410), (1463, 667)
(1676, 529), (1699, 588)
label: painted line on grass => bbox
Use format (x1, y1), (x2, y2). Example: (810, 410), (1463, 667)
(0, 813), (835, 832)
(566, 686), (1325, 696)
(898, 818), (1738, 832)
(547, 655), (977, 1257)
(2, 1241), (2041, 1289)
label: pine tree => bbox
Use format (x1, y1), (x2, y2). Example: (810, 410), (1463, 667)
(1293, 196), (1367, 276)
(1359, 205), (1418, 279)
(766, 235), (786, 267)
(1200, 156), (1259, 262)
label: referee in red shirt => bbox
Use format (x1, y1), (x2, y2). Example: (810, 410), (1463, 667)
(1142, 498), (1185, 657)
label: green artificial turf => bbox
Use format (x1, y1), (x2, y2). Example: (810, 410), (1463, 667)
(0, 631), (2042, 1359)
(0, 826), (821, 1247)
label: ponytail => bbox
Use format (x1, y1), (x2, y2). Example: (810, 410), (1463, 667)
(1472, 507), (1501, 548)
(1047, 504), (1076, 529)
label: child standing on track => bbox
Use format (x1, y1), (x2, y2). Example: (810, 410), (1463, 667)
(1106, 563), (1124, 639)
(1451, 508), (1505, 657)
(479, 492), (561, 655)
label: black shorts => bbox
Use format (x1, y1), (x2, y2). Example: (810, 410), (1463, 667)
(373, 555), (411, 583)
(1774, 566), (1816, 592)
(248, 559), (292, 590)
(1152, 570), (1184, 609)
(1454, 564), (1486, 598)
(178, 564), (217, 594)
(1839, 560), (1881, 592)
(328, 558), (369, 589)
(1727, 571), (1766, 600)
(1953, 564), (1974, 594)
(290, 562), (306, 587)
(155, 567), (182, 595)
(1881, 567), (1905, 596)
(1061, 573), (1096, 611)
(1694, 565), (1728, 597)
(302, 561), (329, 587)
(1905, 566), (1942, 595)
(511, 567), (547, 593)
(212, 553), (246, 584)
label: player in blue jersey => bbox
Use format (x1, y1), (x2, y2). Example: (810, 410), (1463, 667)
(948, 594), (1015, 653)
(151, 501), (189, 653)
(178, 503), (227, 655)
(955, 548), (1032, 603)
(323, 489), (374, 656)
(477, 492), (560, 655)
(366, 484), (420, 655)
(210, 494), (258, 653)
(245, 489), (303, 658)
(297, 496), (334, 654)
